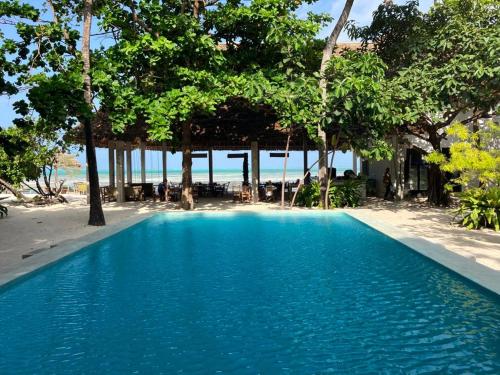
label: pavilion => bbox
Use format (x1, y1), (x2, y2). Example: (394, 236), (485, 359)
(74, 99), (359, 205)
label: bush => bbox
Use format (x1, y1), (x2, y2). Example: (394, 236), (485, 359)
(295, 180), (362, 208)
(329, 179), (362, 208)
(296, 181), (321, 208)
(455, 188), (500, 231)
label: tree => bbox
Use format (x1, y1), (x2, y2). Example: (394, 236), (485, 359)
(0, 126), (36, 200)
(351, 0), (500, 205)
(427, 121), (500, 189)
(323, 51), (399, 157)
(81, 0), (105, 225)
(0, 124), (72, 202)
(318, 0), (354, 208)
(0, 0), (106, 223)
(93, 0), (328, 209)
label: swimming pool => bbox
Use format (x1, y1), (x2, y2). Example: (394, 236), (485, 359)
(0, 212), (499, 373)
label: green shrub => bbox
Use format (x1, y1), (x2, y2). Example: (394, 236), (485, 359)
(296, 181), (321, 208)
(455, 188), (500, 231)
(329, 180), (362, 208)
(295, 180), (362, 208)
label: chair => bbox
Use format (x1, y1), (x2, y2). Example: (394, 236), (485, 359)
(192, 186), (199, 202)
(265, 184), (275, 202)
(241, 184), (252, 203)
(100, 186), (117, 203)
(232, 186), (242, 202)
(125, 186), (144, 201)
(168, 185), (180, 202)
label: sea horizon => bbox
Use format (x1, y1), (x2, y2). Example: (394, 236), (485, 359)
(54, 166), (351, 186)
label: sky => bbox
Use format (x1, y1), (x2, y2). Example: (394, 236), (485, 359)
(1, 0), (435, 172)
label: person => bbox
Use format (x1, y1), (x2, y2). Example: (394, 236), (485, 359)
(383, 168), (392, 200)
(158, 179), (167, 202)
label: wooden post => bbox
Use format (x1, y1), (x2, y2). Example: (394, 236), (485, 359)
(208, 148), (213, 185)
(303, 137), (309, 185)
(251, 141), (259, 203)
(257, 148), (260, 183)
(162, 142), (167, 181)
(140, 141), (146, 183)
(108, 142), (115, 188)
(116, 142), (125, 203)
(126, 142), (132, 184)
(243, 153), (249, 185)
(352, 150), (358, 175)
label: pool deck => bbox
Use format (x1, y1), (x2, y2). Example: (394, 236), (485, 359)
(0, 196), (499, 294)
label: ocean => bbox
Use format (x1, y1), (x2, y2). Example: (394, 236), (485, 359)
(56, 167), (349, 186)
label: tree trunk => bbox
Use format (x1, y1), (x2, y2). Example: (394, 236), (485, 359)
(427, 163), (449, 206)
(318, 0), (355, 208)
(0, 177), (30, 201)
(281, 132), (292, 209)
(427, 133), (449, 206)
(324, 131), (342, 209)
(193, 0), (200, 18)
(393, 135), (405, 201)
(181, 121), (194, 210)
(82, 0), (105, 226)
(325, 146), (335, 209)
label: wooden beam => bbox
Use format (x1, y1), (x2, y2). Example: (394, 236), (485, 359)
(208, 148), (213, 185)
(116, 142), (125, 203)
(192, 153), (208, 158)
(270, 152), (289, 158)
(251, 141), (259, 203)
(140, 142), (146, 183)
(352, 150), (358, 175)
(162, 142), (167, 181)
(243, 153), (249, 184)
(108, 142), (115, 188)
(227, 153), (247, 158)
(126, 142), (132, 184)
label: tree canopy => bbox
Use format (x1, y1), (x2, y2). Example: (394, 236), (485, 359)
(350, 0), (500, 205)
(92, 0), (329, 142)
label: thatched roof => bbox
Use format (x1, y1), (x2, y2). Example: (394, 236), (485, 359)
(73, 98), (317, 151)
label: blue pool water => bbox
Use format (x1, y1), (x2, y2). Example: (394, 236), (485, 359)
(0, 212), (499, 374)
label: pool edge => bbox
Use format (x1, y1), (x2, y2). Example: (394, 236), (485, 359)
(0, 213), (155, 289)
(345, 211), (500, 296)
(0, 210), (337, 289)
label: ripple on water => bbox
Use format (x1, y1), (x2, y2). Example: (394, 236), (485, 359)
(0, 213), (499, 374)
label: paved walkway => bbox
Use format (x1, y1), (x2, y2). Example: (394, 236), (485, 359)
(347, 199), (500, 271)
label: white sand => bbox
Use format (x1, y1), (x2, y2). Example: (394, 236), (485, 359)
(1, 195), (499, 286)
(346, 199), (500, 271)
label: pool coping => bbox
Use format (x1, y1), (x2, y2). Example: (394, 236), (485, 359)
(1, 209), (499, 297)
(345, 211), (500, 296)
